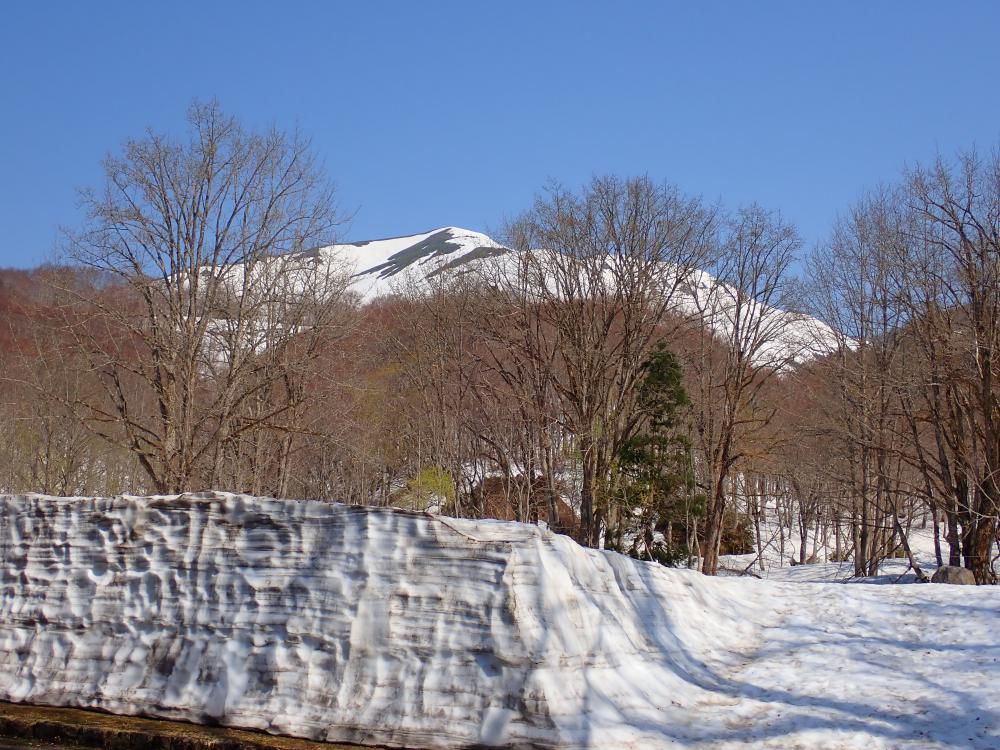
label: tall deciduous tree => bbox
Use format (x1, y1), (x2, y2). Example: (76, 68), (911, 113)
(54, 101), (349, 493)
(806, 191), (919, 578)
(688, 205), (802, 575)
(900, 151), (1000, 583)
(483, 176), (716, 546)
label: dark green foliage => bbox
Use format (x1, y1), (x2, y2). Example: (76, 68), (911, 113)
(608, 341), (700, 565)
(625, 538), (691, 567)
(636, 341), (690, 432)
(719, 510), (754, 555)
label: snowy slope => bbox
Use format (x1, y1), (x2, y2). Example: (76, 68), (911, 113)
(718, 496), (947, 584)
(678, 268), (842, 364)
(312, 226), (841, 362)
(211, 225), (841, 363)
(326, 226), (506, 301)
(2, 493), (999, 749)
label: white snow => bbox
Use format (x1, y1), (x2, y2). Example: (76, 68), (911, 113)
(677, 268), (842, 365)
(2, 492), (997, 749)
(332, 226), (505, 301)
(719, 499), (946, 584)
(213, 226), (840, 364)
(326, 227), (841, 363)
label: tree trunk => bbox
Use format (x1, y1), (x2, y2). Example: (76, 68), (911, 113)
(930, 501), (943, 568)
(970, 506), (997, 584)
(892, 510), (928, 582)
(701, 481), (727, 575)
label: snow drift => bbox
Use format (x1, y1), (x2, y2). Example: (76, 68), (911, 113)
(2, 493), (999, 749)
(0, 492), (761, 748)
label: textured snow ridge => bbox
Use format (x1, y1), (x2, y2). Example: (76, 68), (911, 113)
(0, 492), (762, 748)
(0, 493), (752, 747)
(4, 494), (1000, 749)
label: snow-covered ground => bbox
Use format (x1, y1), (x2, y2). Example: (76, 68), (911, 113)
(1, 493), (997, 749)
(720, 508), (946, 584)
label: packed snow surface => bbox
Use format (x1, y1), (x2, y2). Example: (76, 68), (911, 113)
(1, 493), (998, 749)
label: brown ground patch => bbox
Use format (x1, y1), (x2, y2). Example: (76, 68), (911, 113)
(0, 702), (398, 750)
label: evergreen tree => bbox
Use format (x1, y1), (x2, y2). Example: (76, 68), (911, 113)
(612, 341), (701, 565)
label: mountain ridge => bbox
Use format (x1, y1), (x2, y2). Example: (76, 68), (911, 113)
(314, 226), (841, 364)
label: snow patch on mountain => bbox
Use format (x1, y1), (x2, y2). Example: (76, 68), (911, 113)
(324, 227), (505, 301)
(678, 267), (841, 365)
(327, 226), (840, 362)
(211, 226), (840, 363)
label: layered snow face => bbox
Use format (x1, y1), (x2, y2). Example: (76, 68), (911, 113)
(0, 492), (763, 748)
(4, 493), (998, 749)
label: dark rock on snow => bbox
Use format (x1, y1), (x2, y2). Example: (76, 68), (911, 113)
(930, 565), (977, 585)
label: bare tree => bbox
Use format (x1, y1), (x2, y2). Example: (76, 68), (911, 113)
(898, 150), (1000, 583)
(806, 191), (925, 579)
(53, 100), (348, 493)
(686, 205), (801, 575)
(481, 176), (716, 545)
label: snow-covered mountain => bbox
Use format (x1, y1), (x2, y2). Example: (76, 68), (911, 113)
(335, 226), (507, 300)
(213, 226), (840, 364)
(318, 226), (840, 364)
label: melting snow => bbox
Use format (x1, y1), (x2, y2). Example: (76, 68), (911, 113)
(1, 493), (997, 749)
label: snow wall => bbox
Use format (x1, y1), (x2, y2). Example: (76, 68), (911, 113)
(0, 492), (761, 749)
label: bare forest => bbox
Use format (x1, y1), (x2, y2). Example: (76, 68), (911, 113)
(3, 105), (998, 582)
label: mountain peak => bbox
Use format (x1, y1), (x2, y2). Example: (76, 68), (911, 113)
(331, 226), (506, 299)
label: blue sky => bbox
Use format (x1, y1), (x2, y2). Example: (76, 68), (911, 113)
(2, 1), (999, 268)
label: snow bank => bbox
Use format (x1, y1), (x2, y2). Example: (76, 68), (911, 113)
(2, 493), (999, 749)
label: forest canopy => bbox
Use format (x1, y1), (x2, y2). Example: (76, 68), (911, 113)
(2, 106), (997, 582)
